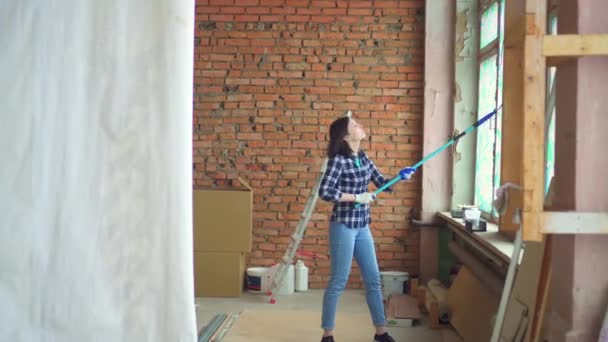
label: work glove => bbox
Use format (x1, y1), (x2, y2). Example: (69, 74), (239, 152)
(399, 167), (415, 180)
(355, 192), (376, 204)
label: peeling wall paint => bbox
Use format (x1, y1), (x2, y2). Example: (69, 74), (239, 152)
(421, 0), (456, 284)
(455, 9), (470, 63)
(452, 0), (479, 207)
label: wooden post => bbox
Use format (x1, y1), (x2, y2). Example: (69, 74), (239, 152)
(500, 0), (526, 240)
(521, 0), (547, 242)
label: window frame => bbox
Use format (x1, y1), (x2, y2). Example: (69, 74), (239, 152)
(473, 0), (504, 222)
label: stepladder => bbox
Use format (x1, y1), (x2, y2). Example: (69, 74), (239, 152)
(266, 157), (329, 303)
(267, 111), (353, 303)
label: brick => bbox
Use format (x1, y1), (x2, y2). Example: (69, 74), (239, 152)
(304, 71), (327, 79)
(344, 64), (369, 72)
(302, 39), (321, 47)
(346, 95), (373, 103)
(271, 7), (297, 14)
(383, 88), (408, 96)
(222, 38), (249, 46)
(260, 15), (284, 21)
(348, 0), (373, 8)
(327, 71), (352, 79)
(221, 7), (245, 14)
(407, 73), (423, 81)
(348, 8), (372, 16)
(260, 0), (283, 5)
(399, 0), (424, 8)
(310, 63), (325, 72)
(201, 70), (227, 77)
(212, 62), (230, 69)
(310, 16), (336, 23)
(330, 87), (354, 95)
(380, 73), (407, 81)
(353, 56), (377, 64)
(225, 78), (250, 85)
(322, 8), (346, 15)
(270, 71), (303, 78)
(305, 87), (329, 94)
(377, 80), (399, 88)
(297, 8), (322, 15)
(199, 6), (220, 13)
(235, 0), (259, 5)
(235, 15), (259, 22)
(371, 65), (397, 73)
(246, 7), (270, 14)
(356, 88), (382, 96)
(338, 16), (360, 24)
(286, 0), (308, 6)
(357, 73), (380, 80)
(251, 39), (275, 47)
(311, 0), (335, 7)
(209, 14), (234, 21)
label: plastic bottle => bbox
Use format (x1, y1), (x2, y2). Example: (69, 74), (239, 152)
(277, 264), (294, 295)
(295, 259), (308, 292)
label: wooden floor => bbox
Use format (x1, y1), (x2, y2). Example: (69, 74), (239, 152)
(223, 310), (443, 342)
(197, 290), (463, 341)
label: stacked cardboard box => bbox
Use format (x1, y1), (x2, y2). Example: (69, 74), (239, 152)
(193, 177), (252, 297)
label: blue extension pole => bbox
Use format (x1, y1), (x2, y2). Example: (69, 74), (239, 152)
(354, 108), (498, 208)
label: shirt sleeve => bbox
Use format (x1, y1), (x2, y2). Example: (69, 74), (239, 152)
(318, 156), (343, 203)
(367, 154), (393, 193)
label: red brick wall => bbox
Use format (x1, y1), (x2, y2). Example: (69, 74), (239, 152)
(194, 0), (425, 289)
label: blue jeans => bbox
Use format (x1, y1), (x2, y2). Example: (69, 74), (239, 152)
(321, 222), (386, 330)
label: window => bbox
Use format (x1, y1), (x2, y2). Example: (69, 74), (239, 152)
(474, 0), (504, 215)
(545, 7), (558, 194)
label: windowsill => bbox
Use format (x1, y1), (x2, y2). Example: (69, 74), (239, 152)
(437, 211), (515, 268)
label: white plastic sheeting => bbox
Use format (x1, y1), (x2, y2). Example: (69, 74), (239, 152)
(0, 1), (197, 341)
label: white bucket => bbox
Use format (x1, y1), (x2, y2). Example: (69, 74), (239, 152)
(380, 271), (409, 299)
(246, 267), (270, 293)
(266, 264), (294, 296)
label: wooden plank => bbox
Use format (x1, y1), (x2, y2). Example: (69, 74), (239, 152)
(500, 298), (529, 341)
(521, 5), (547, 242)
(500, 0), (525, 240)
(530, 236), (552, 342)
(437, 212), (511, 268)
(542, 212), (608, 234)
(447, 241), (504, 297)
(446, 266), (500, 342)
(543, 34), (608, 59)
(506, 240), (546, 342)
(504, 16), (526, 48)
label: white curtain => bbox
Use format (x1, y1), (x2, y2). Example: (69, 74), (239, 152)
(0, 1), (197, 341)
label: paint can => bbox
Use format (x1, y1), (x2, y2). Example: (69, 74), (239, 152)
(246, 267), (269, 293)
(380, 271), (409, 299)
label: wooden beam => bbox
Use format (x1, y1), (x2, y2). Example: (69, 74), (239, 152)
(542, 212), (608, 234)
(500, 0), (525, 240)
(521, 5), (547, 242)
(504, 16), (526, 48)
(530, 236), (552, 342)
(543, 34), (608, 59)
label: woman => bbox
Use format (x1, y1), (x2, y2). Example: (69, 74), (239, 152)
(318, 116), (414, 342)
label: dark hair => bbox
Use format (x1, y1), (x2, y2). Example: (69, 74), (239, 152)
(327, 117), (353, 158)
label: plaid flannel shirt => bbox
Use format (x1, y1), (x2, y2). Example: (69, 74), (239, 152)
(318, 150), (391, 229)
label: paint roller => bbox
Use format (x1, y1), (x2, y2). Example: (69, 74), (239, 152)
(492, 182), (522, 216)
(354, 107), (500, 208)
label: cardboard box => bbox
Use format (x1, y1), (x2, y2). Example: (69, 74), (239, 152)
(194, 251), (245, 298)
(193, 177), (252, 252)
(385, 294), (423, 328)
